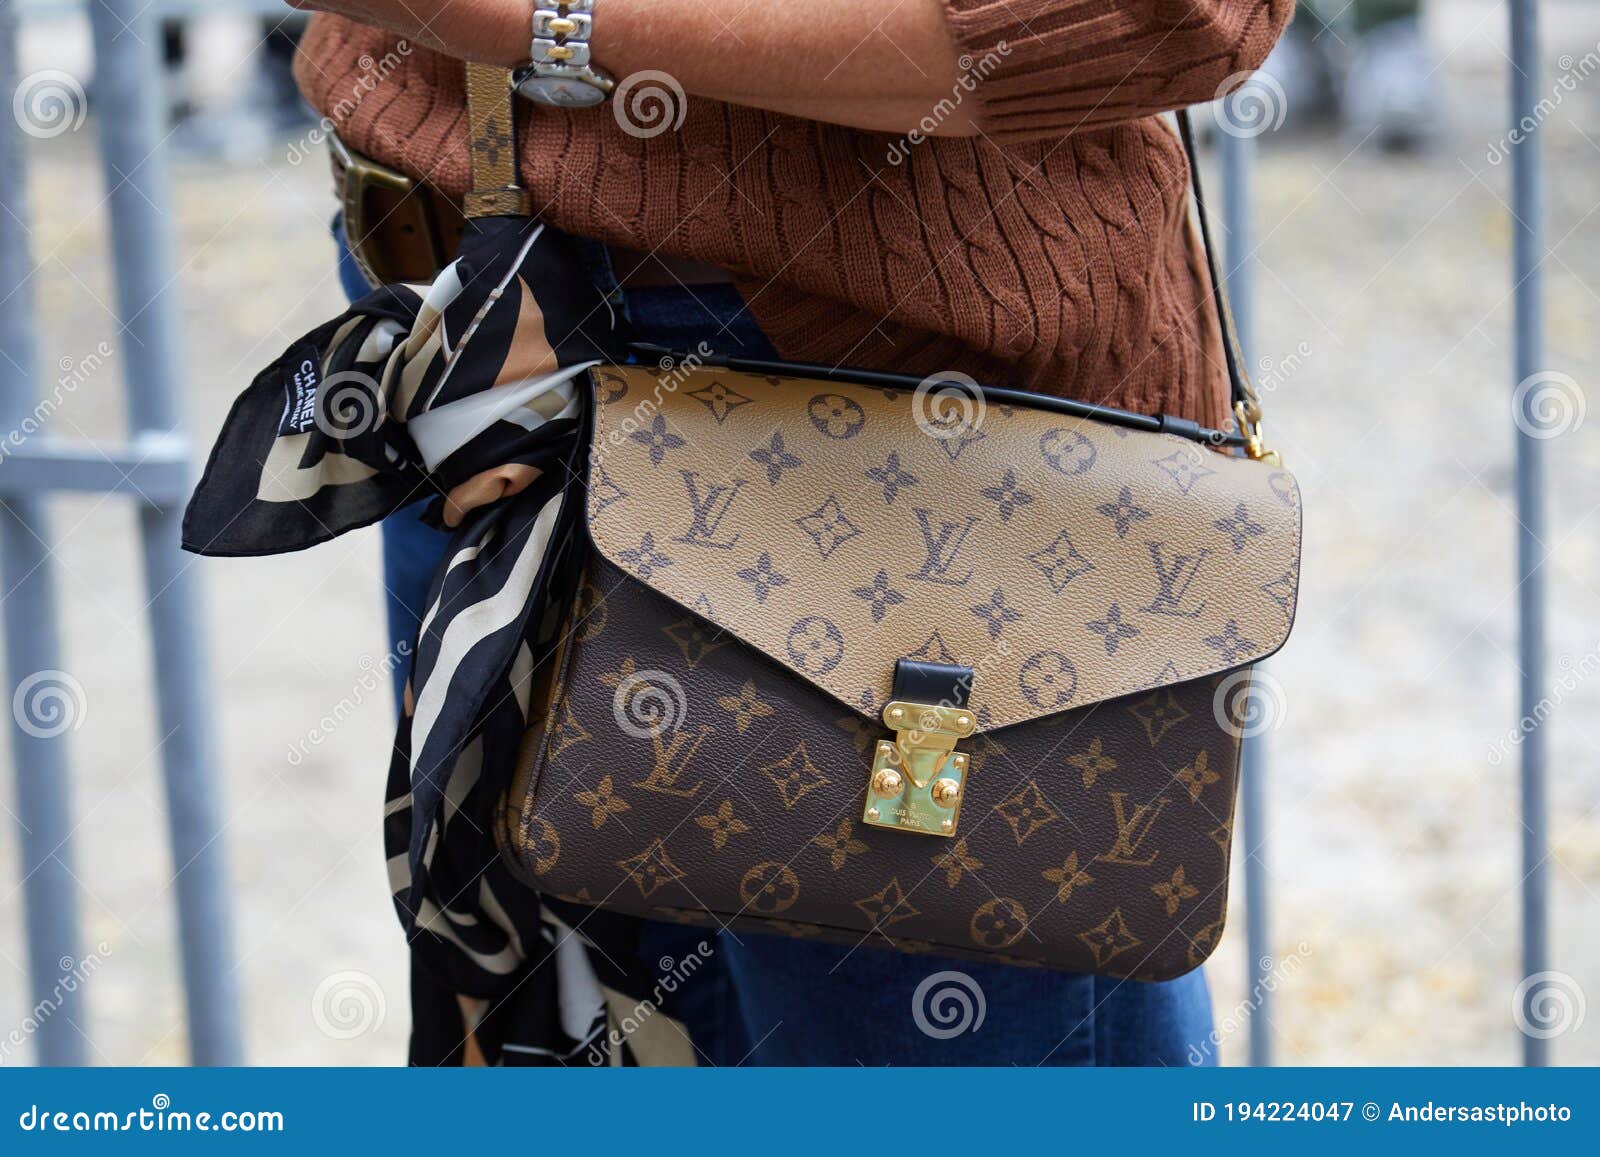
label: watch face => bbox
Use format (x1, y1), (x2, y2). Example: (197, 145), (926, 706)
(516, 76), (607, 108)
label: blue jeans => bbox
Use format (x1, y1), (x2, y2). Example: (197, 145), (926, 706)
(346, 233), (1216, 1066)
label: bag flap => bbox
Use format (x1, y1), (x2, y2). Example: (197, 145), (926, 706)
(584, 365), (1300, 733)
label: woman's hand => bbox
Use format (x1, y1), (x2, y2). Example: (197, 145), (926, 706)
(284, 0), (978, 136)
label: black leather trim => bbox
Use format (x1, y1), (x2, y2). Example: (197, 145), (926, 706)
(626, 344), (1243, 450)
(1158, 414), (1203, 441)
(891, 659), (973, 708)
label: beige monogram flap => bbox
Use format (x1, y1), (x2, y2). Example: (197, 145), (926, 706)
(584, 365), (1301, 733)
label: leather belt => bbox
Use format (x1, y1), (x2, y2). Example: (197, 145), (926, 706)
(329, 133), (733, 291)
(329, 133), (466, 288)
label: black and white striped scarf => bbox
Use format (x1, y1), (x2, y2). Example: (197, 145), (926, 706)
(185, 216), (680, 1065)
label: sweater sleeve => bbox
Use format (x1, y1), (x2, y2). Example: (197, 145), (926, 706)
(940, 1), (1294, 142)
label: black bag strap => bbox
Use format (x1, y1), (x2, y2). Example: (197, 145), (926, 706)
(1176, 108), (1273, 461)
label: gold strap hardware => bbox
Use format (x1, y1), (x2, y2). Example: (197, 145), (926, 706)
(1176, 110), (1285, 469)
(464, 62), (533, 219)
(863, 701), (976, 838)
(1233, 400), (1282, 466)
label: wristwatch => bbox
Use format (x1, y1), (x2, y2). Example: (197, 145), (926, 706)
(512, 1), (616, 108)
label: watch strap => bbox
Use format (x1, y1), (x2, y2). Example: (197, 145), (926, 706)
(530, 2), (607, 77)
(464, 62), (532, 218)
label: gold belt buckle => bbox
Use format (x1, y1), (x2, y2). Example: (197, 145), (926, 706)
(863, 700), (975, 838)
(328, 132), (446, 287)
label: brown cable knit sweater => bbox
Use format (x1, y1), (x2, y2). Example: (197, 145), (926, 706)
(294, 2), (1292, 428)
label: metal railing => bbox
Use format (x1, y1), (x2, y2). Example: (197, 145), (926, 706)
(0, 1), (1557, 1067)
(1215, 124), (1275, 1068)
(1, 0), (240, 1066)
(1210, 1), (1554, 1068)
(1507, 0), (1550, 1070)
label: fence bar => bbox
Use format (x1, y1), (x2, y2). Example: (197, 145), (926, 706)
(1508, 0), (1549, 1069)
(1215, 122), (1273, 1067)
(0, 6), (87, 1068)
(87, 0), (242, 1065)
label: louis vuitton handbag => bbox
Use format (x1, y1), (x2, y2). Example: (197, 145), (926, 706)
(499, 117), (1302, 981)
(186, 58), (1300, 989)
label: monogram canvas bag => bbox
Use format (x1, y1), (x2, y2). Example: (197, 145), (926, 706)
(186, 56), (1301, 990)
(500, 122), (1301, 981)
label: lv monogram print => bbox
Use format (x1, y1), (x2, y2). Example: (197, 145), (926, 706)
(508, 556), (1255, 980)
(586, 367), (1300, 732)
(501, 367), (1302, 979)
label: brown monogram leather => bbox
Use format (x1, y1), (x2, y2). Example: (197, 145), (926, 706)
(501, 366), (1302, 978)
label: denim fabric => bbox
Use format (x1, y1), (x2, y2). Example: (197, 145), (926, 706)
(335, 215), (375, 304)
(344, 224), (1216, 1064)
(617, 283), (781, 361)
(638, 922), (1216, 1066)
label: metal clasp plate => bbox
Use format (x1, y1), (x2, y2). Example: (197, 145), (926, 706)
(863, 700), (976, 837)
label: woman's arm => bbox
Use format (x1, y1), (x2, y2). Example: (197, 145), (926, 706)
(284, 0), (1293, 140)
(286, 0), (975, 133)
